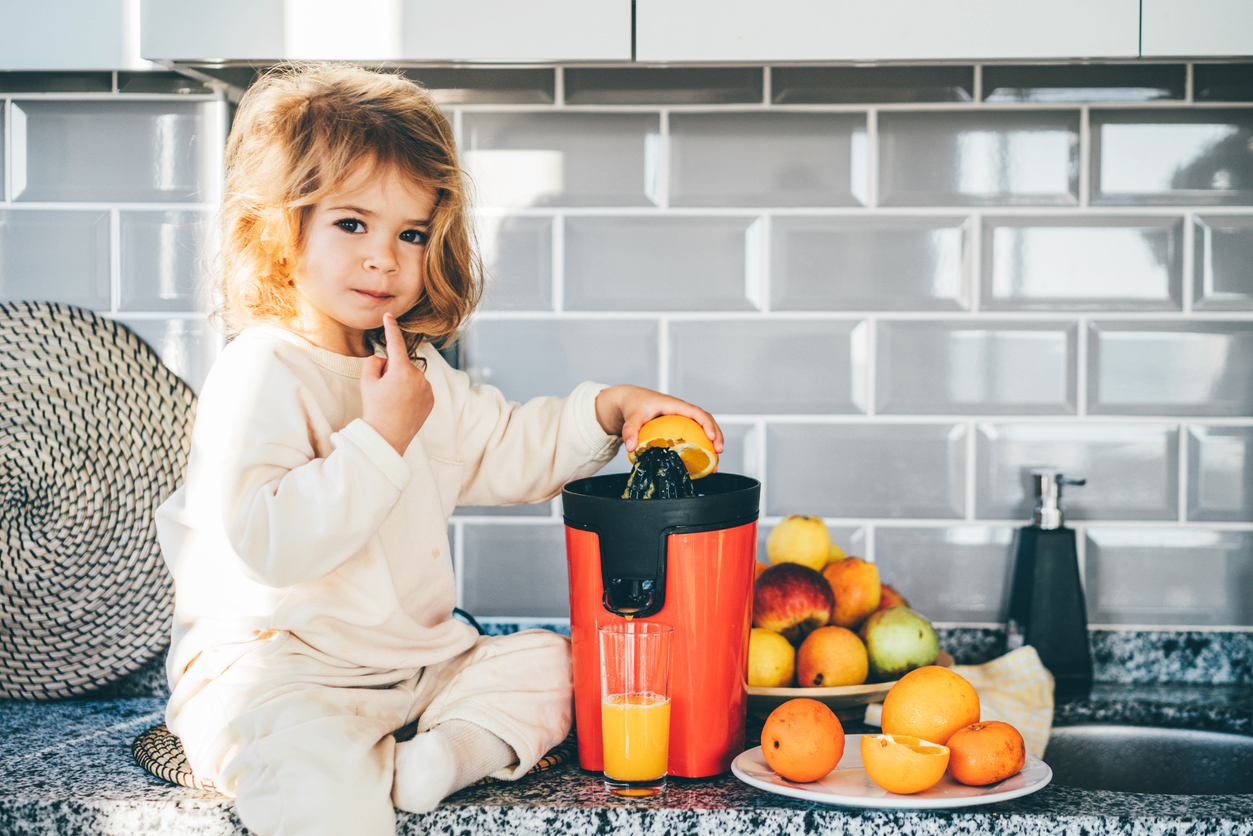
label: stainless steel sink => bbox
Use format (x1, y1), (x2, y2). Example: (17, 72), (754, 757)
(1043, 725), (1253, 795)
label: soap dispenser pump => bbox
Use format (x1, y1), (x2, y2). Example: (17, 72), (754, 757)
(1005, 469), (1093, 701)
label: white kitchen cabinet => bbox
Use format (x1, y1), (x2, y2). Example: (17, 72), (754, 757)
(636, 0), (1140, 63)
(1141, 0), (1253, 58)
(141, 0), (631, 63)
(0, 0), (135, 70)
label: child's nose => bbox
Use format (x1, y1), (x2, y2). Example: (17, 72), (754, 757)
(364, 239), (400, 271)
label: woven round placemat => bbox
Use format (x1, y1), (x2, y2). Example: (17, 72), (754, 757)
(133, 723), (577, 793)
(0, 301), (197, 700)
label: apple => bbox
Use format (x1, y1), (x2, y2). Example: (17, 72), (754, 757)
(859, 606), (939, 681)
(878, 583), (910, 611)
(822, 556), (881, 630)
(753, 563), (835, 646)
(766, 515), (831, 571)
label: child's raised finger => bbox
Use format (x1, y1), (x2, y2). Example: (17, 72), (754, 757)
(382, 313), (406, 363)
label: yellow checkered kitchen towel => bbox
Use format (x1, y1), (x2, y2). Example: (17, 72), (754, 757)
(864, 646), (1055, 758)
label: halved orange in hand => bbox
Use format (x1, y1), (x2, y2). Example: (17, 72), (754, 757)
(629, 415), (718, 479)
(860, 733), (950, 794)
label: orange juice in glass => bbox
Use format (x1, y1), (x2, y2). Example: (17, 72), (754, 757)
(599, 622), (673, 796)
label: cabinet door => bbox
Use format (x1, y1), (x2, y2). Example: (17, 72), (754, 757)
(637, 0), (1139, 62)
(142, 0), (631, 63)
(0, 0), (127, 70)
(1142, 0), (1253, 57)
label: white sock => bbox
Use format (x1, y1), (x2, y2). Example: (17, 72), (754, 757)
(392, 721), (516, 814)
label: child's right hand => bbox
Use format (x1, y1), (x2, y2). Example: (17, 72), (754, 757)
(361, 313), (434, 456)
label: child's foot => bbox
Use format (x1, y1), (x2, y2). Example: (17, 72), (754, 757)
(391, 721), (515, 814)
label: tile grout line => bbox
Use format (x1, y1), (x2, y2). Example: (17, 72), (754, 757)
(1079, 106), (1091, 208)
(110, 207), (121, 313)
(1077, 317), (1090, 417)
(965, 420), (977, 522)
(1181, 211), (1195, 313)
(551, 213), (565, 314)
(1178, 421), (1190, 524)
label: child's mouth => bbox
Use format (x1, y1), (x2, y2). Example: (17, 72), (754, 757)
(354, 290), (393, 301)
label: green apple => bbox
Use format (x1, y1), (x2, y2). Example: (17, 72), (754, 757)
(859, 606), (939, 681)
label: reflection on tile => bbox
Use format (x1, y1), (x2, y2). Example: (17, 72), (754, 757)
(117, 72), (212, 95)
(983, 64), (1185, 103)
(982, 217), (1182, 311)
(119, 211), (208, 312)
(668, 319), (866, 415)
(1194, 215), (1253, 310)
(877, 321), (1076, 415)
(874, 527), (1016, 623)
(461, 522), (569, 617)
(0, 210), (110, 309)
(771, 66), (973, 104)
(464, 318), (658, 404)
(1193, 63), (1253, 103)
(478, 216), (552, 312)
(116, 316), (218, 393)
(0, 72), (113, 93)
(1089, 321), (1253, 416)
(1188, 425), (1253, 522)
(1091, 109), (1253, 205)
(758, 525), (867, 565)
(462, 112), (659, 207)
(565, 67), (761, 104)
(669, 112), (867, 207)
(565, 216), (756, 311)
(1085, 528), (1253, 626)
(402, 68), (554, 104)
(13, 101), (214, 203)
(878, 111), (1079, 206)
(766, 423), (966, 518)
(771, 216), (968, 311)
(975, 422), (1179, 522)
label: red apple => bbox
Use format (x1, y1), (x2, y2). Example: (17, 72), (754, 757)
(878, 583), (910, 611)
(753, 563), (835, 646)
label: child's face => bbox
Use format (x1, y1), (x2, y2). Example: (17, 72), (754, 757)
(293, 163), (437, 357)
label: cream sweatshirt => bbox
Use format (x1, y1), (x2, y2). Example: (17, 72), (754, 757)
(156, 326), (620, 689)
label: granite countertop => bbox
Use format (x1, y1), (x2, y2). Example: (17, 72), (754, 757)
(2, 682), (1251, 836)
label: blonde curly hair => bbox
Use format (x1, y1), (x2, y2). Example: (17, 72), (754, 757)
(214, 63), (481, 356)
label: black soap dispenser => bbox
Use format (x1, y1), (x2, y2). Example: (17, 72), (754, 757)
(1005, 469), (1093, 702)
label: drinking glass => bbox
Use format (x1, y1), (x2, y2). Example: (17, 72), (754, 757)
(598, 621), (673, 797)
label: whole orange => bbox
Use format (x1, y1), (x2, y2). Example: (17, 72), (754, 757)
(822, 557), (881, 629)
(860, 733), (950, 794)
(760, 698), (845, 783)
(796, 626), (868, 687)
(946, 721), (1026, 786)
(880, 666), (980, 746)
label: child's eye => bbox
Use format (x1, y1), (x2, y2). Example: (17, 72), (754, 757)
(400, 229), (429, 245)
(335, 219), (365, 233)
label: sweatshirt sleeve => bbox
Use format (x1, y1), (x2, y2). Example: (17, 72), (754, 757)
(191, 344), (412, 588)
(431, 350), (621, 508)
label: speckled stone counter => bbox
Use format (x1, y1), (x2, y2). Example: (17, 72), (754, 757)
(2, 682), (1251, 836)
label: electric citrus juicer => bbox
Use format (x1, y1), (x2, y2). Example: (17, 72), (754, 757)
(563, 469), (761, 778)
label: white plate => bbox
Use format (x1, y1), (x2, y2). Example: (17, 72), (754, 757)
(732, 735), (1052, 810)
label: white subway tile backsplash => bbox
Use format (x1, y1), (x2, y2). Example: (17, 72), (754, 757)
(464, 318), (658, 404)
(460, 522), (570, 617)
(12, 101), (214, 203)
(1193, 215), (1253, 310)
(462, 112), (660, 207)
(0, 210), (110, 309)
(877, 321), (1076, 415)
(1091, 109), (1253, 205)
(668, 112), (867, 207)
(1188, 425), (1253, 522)
(115, 315), (217, 393)
(771, 216), (969, 311)
(975, 422), (1180, 522)
(766, 423), (966, 518)
(478, 216), (553, 312)
(878, 111), (1079, 206)
(564, 216), (757, 311)
(874, 526), (1016, 623)
(564, 67), (762, 105)
(1088, 321), (1253, 416)
(1085, 528), (1253, 626)
(982, 217), (1183, 311)
(668, 319), (867, 415)
(118, 210), (208, 312)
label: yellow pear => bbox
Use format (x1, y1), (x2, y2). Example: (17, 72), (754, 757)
(766, 515), (831, 571)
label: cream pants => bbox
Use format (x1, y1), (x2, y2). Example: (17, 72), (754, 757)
(166, 629), (573, 836)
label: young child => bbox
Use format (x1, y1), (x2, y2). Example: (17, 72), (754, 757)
(155, 63), (722, 836)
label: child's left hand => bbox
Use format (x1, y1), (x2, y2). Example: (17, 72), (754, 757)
(595, 385), (724, 459)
